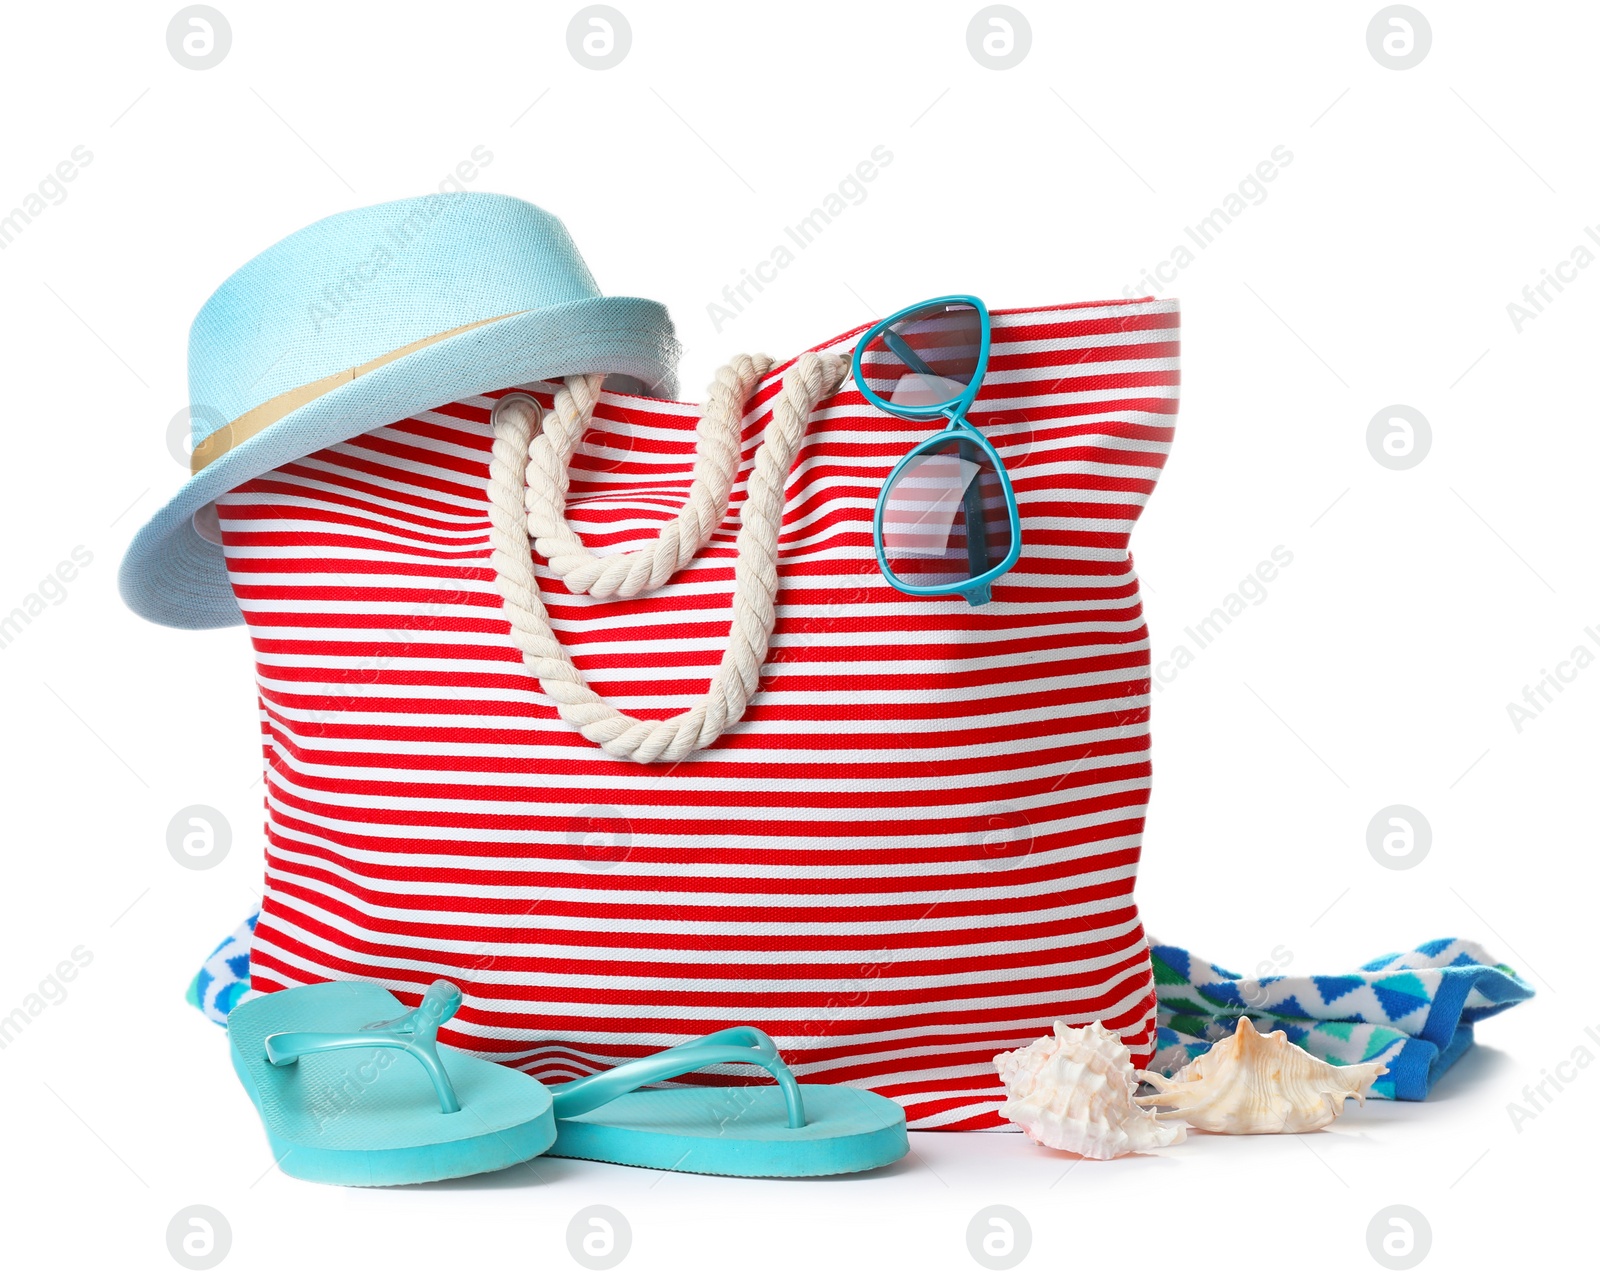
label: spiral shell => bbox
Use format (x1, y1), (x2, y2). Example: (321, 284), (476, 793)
(1135, 1016), (1388, 1134)
(995, 1021), (1185, 1159)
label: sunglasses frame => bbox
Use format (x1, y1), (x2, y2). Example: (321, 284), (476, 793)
(852, 295), (1021, 606)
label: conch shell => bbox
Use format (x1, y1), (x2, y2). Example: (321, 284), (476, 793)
(1135, 1016), (1387, 1134)
(995, 1021), (1185, 1159)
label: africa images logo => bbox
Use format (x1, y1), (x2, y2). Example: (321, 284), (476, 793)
(0, 146), (94, 251)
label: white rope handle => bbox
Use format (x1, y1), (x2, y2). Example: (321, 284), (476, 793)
(487, 351), (848, 764)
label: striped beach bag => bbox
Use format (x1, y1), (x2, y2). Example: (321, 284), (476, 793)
(224, 296), (1180, 1130)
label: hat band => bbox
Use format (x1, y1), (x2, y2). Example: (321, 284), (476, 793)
(190, 311), (524, 474)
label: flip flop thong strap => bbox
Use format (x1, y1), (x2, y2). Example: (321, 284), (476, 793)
(550, 1026), (807, 1129)
(264, 980), (465, 1115)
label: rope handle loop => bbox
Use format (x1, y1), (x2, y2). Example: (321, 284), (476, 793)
(487, 352), (847, 763)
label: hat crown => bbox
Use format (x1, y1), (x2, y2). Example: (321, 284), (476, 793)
(189, 193), (602, 431)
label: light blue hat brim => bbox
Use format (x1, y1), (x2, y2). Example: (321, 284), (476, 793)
(119, 293), (677, 629)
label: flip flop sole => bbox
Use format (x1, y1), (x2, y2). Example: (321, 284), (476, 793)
(549, 1083), (909, 1177)
(229, 983), (554, 1186)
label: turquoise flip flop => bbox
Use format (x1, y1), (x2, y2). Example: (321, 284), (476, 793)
(548, 1026), (909, 1177)
(228, 979), (555, 1186)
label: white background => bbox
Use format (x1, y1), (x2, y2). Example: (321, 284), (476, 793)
(0, 1), (1592, 1272)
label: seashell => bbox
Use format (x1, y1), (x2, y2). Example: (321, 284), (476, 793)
(995, 1020), (1186, 1159)
(1135, 1016), (1387, 1134)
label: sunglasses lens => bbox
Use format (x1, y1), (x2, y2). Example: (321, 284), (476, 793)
(881, 436), (1012, 591)
(859, 302), (983, 409)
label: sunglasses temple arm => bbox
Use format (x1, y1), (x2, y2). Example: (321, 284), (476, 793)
(883, 328), (940, 380)
(958, 438), (992, 583)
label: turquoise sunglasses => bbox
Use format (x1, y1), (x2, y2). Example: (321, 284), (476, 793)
(852, 295), (1021, 606)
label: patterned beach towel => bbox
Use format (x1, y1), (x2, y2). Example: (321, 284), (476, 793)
(185, 913), (258, 1025)
(1146, 938), (1534, 1099)
(192, 920), (1530, 1102)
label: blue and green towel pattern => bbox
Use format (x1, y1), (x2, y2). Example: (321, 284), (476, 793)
(186, 912), (258, 1025)
(1147, 937), (1535, 1099)
(189, 918), (1531, 1100)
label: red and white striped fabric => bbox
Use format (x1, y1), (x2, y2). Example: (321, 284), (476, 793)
(222, 297), (1180, 1131)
